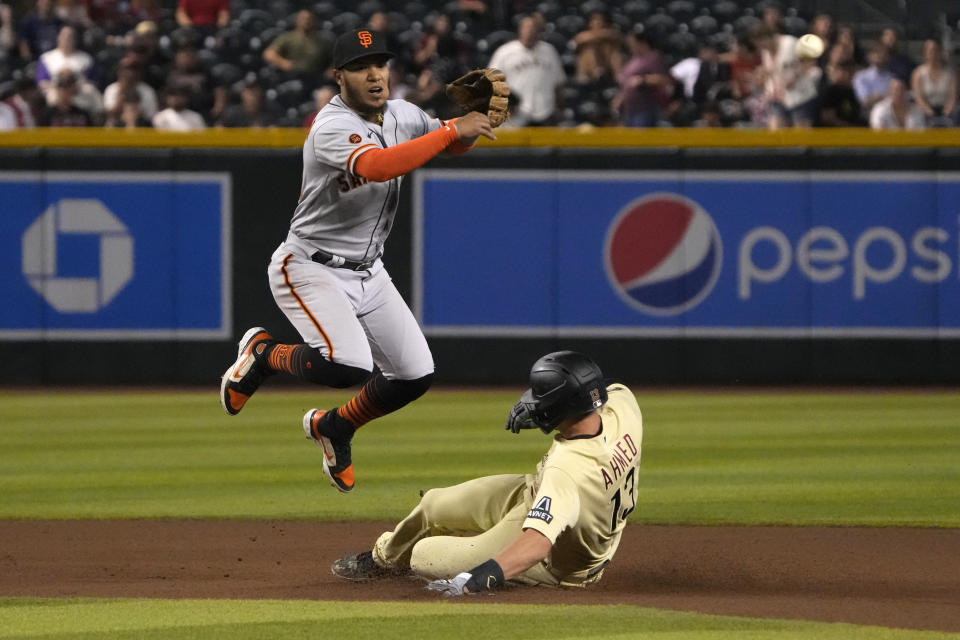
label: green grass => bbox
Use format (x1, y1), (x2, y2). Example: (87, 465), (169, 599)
(0, 389), (958, 525)
(0, 598), (956, 640)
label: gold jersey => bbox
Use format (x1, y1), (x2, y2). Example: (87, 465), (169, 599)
(523, 384), (643, 584)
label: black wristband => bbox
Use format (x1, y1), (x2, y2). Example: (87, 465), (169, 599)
(464, 559), (505, 592)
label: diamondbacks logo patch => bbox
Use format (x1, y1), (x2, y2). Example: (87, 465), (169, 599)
(349, 133), (362, 144)
(527, 496), (553, 524)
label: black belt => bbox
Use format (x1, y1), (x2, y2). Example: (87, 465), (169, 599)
(311, 249), (375, 271)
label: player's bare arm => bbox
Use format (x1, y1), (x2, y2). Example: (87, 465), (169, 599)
(491, 528), (552, 582)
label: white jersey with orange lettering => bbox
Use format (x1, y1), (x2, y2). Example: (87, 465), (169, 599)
(288, 94), (444, 262)
(522, 383), (643, 583)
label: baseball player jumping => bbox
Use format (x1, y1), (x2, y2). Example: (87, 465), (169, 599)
(220, 28), (504, 493)
(330, 351), (643, 594)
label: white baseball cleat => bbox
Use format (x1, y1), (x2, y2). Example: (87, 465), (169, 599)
(303, 409), (355, 493)
(220, 326), (273, 415)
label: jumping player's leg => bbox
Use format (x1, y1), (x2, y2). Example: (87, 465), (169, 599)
(321, 270), (435, 437)
(304, 270), (434, 492)
(372, 474), (528, 569)
(221, 248), (375, 415)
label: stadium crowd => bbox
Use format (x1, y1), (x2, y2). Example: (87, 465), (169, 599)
(0, 0), (955, 130)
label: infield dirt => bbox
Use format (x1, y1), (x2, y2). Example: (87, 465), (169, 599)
(1, 520), (957, 632)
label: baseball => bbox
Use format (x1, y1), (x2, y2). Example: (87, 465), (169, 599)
(795, 33), (825, 59)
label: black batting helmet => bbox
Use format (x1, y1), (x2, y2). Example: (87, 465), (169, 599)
(520, 351), (608, 433)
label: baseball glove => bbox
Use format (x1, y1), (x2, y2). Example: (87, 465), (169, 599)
(445, 68), (510, 127)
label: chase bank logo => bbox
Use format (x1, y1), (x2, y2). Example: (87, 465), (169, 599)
(21, 199), (134, 313)
(604, 193), (722, 316)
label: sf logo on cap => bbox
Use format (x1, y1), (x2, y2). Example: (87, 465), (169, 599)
(357, 30), (373, 47)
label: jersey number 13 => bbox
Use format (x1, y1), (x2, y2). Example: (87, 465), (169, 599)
(609, 466), (637, 533)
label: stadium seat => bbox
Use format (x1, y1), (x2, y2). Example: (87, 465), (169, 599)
(667, 23), (699, 58)
(644, 9), (677, 39)
(312, 1), (338, 22)
(554, 14), (585, 38)
(211, 62), (243, 87)
(781, 9), (807, 36)
(711, 0), (740, 22)
(690, 9), (719, 37)
(622, 0), (652, 22)
(331, 12), (362, 32)
(733, 9), (761, 34)
(274, 78), (306, 108)
(667, 0), (696, 23)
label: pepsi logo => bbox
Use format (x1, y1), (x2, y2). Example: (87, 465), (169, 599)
(604, 193), (722, 316)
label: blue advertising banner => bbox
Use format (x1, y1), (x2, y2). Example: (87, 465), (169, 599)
(413, 170), (960, 338)
(0, 172), (231, 340)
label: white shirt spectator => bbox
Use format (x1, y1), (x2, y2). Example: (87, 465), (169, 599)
(869, 96), (925, 130)
(152, 108), (206, 131)
(2, 93), (35, 128)
(0, 102), (17, 129)
(489, 39), (565, 124)
(783, 63), (822, 109)
(37, 47), (94, 86)
(761, 34), (798, 101)
(104, 82), (158, 119)
(670, 57), (701, 99)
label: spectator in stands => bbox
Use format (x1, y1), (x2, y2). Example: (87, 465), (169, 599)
(367, 11), (402, 63)
(17, 0), (64, 61)
(810, 13), (834, 47)
(38, 69), (92, 126)
(835, 25), (864, 67)
(105, 88), (152, 127)
(53, 0), (91, 29)
(853, 44), (894, 117)
(127, 20), (169, 90)
(0, 3), (14, 63)
(572, 10), (624, 85)
(152, 83), (206, 130)
(614, 29), (669, 127)
(911, 39), (957, 127)
(166, 40), (223, 122)
(488, 14), (565, 126)
(262, 10), (333, 83)
(388, 62), (412, 101)
(36, 25), (94, 93)
(36, 24), (103, 117)
(86, 0), (158, 35)
(301, 83), (335, 128)
(2, 78), (41, 128)
(752, 24), (798, 129)
(816, 59), (862, 126)
(412, 13), (461, 75)
(103, 56), (158, 122)
(218, 76), (281, 127)
(880, 27), (914, 83)
(725, 36), (759, 100)
(761, 3), (783, 34)
(175, 0), (228, 35)
(869, 77), (924, 130)
(406, 65), (459, 120)
(778, 52), (821, 128)
(0, 100), (15, 129)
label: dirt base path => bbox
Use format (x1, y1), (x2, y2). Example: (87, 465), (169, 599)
(1, 520), (958, 632)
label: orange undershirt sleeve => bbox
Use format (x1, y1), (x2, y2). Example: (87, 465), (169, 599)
(353, 123), (460, 182)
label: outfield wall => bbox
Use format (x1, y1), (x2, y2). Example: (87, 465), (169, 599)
(1, 130), (958, 384)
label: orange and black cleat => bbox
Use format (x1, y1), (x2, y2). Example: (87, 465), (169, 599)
(303, 409), (355, 493)
(220, 327), (274, 415)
